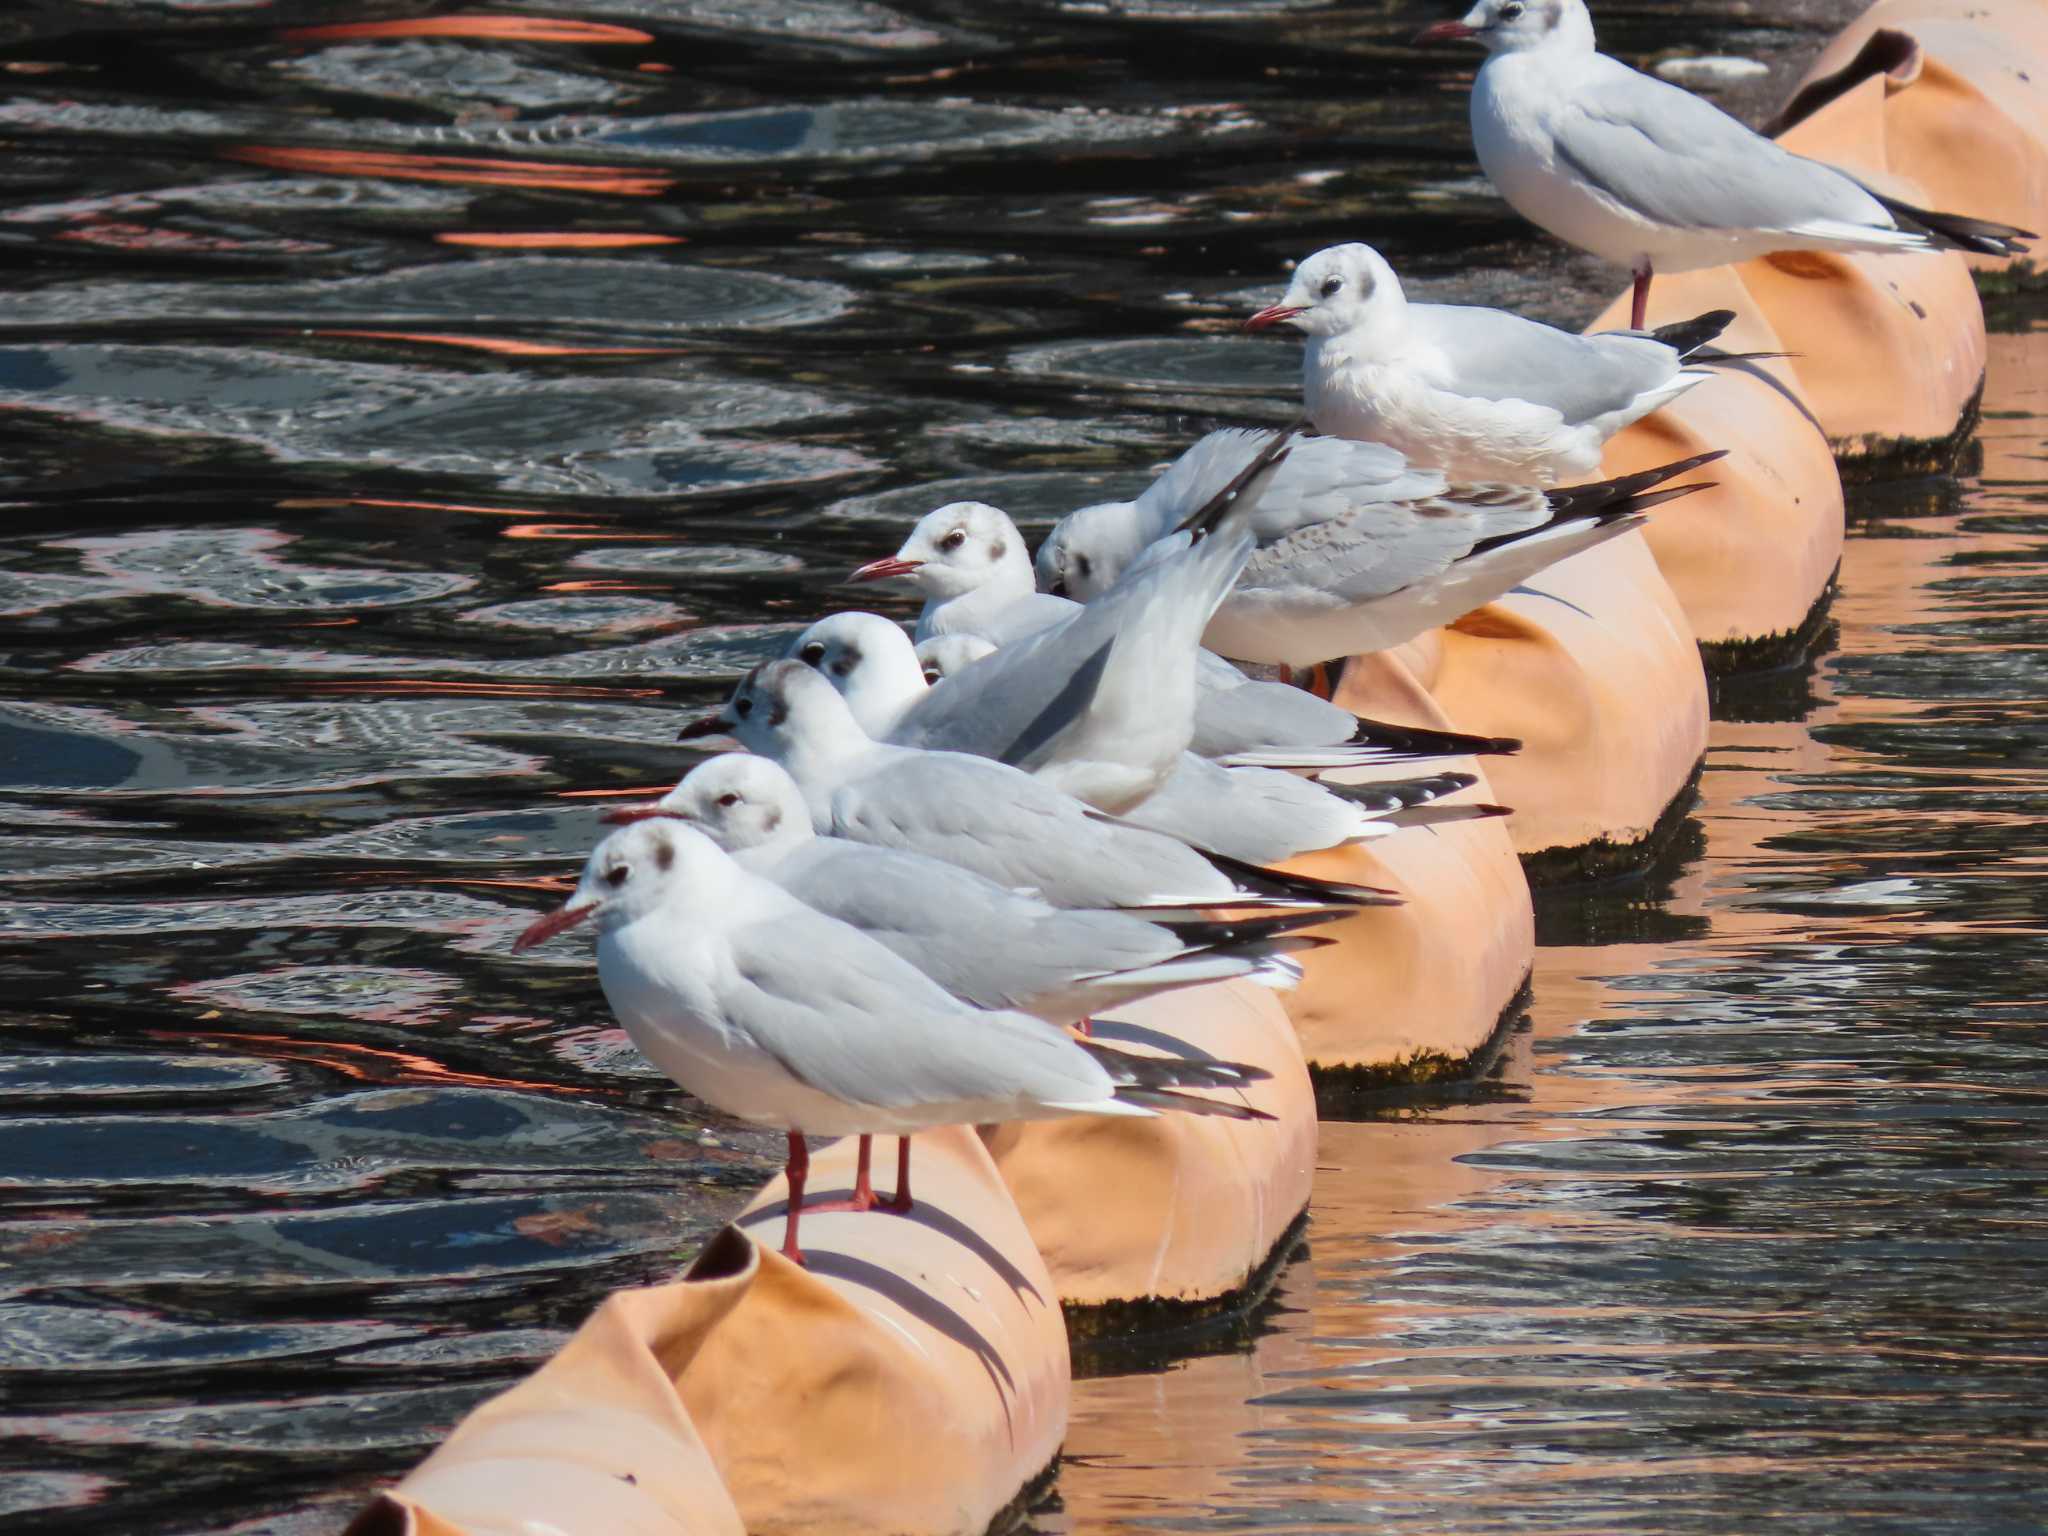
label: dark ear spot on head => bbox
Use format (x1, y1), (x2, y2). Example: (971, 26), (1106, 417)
(990, 537), (1006, 561)
(762, 805), (782, 834)
(653, 831), (675, 872)
(768, 701), (788, 728)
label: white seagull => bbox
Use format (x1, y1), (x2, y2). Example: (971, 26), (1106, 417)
(787, 610), (1499, 864)
(1416, 0), (2030, 327)
(1245, 241), (1737, 483)
(1038, 427), (1724, 668)
(851, 456), (1519, 762)
(514, 819), (1274, 1263)
(679, 660), (1397, 914)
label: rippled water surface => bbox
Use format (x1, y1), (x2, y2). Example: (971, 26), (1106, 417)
(1, 3), (2043, 1533)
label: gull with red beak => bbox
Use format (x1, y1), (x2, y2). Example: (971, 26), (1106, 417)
(1414, 0), (2028, 328)
(512, 817), (1274, 1265)
(1245, 241), (1734, 484)
(852, 500), (1074, 646)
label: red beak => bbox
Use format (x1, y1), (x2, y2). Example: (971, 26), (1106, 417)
(1413, 19), (1477, 42)
(677, 715), (730, 742)
(1243, 303), (1309, 333)
(513, 901), (596, 952)
(849, 556), (923, 583)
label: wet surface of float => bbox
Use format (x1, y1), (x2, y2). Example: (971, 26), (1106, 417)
(1, 3), (2044, 1531)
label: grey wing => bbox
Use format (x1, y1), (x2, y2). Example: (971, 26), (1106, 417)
(1410, 304), (1680, 426)
(1137, 429), (1436, 543)
(1118, 754), (1360, 862)
(1237, 484), (1554, 606)
(830, 753), (1214, 905)
(1191, 665), (1356, 755)
(722, 910), (1110, 1112)
(776, 839), (1102, 1009)
(894, 602), (1125, 766)
(1555, 56), (1890, 236)
(979, 591), (1082, 645)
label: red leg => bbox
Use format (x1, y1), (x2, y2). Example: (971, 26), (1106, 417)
(886, 1136), (914, 1214)
(851, 1133), (876, 1209)
(1076, 1015), (1094, 1038)
(1631, 262), (1652, 330)
(781, 1130), (808, 1266)
(1277, 663), (1295, 687)
(1306, 661), (1333, 701)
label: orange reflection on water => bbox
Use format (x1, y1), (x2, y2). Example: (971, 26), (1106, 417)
(557, 785), (674, 800)
(226, 146), (672, 197)
(278, 17), (653, 44)
(313, 329), (683, 358)
(278, 497), (540, 517)
(153, 1028), (586, 1095)
(502, 524), (667, 541)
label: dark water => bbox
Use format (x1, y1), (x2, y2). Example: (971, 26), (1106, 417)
(0, 3), (2042, 1533)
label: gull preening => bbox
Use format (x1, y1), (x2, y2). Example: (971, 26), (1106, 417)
(787, 610), (1502, 864)
(515, 820), (1275, 1263)
(1418, 0), (2031, 326)
(1245, 241), (1738, 483)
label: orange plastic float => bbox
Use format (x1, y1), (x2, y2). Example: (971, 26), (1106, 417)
(1277, 647), (1535, 1088)
(349, 1125), (1067, 1536)
(1783, 0), (2048, 283)
(982, 977), (1315, 1315)
(1587, 272), (1846, 667)
(1330, 531), (1708, 879)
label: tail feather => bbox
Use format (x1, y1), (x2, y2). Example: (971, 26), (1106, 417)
(1647, 308), (1735, 359)
(1867, 188), (2034, 257)
(1347, 716), (1521, 758)
(1202, 846), (1403, 906)
(1146, 907), (1351, 949)
(1486, 449), (1727, 557)
(1111, 1085), (1277, 1121)
(1382, 802), (1513, 829)
(1081, 1040), (1271, 1091)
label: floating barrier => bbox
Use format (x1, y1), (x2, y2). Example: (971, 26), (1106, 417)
(1279, 648), (1534, 1091)
(983, 978), (1315, 1319)
(1336, 535), (1709, 881)
(349, 1125), (1068, 1536)
(1783, 0), (2048, 286)
(1589, 270), (1846, 670)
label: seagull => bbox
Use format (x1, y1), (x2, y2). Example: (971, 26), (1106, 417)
(513, 819), (1274, 1264)
(850, 453), (1519, 763)
(630, 753), (1332, 1023)
(1416, 0), (2031, 327)
(1038, 428), (1725, 668)
(914, 632), (995, 686)
(787, 610), (1503, 863)
(1244, 241), (1736, 483)
(678, 659), (1399, 915)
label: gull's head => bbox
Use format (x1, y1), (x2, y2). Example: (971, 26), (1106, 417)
(654, 752), (811, 856)
(1416, 0), (1583, 55)
(1036, 501), (1143, 602)
(691, 658), (865, 761)
(1249, 244), (1402, 338)
(860, 502), (1026, 602)
(914, 632), (997, 687)
(513, 819), (721, 951)
(787, 611), (925, 734)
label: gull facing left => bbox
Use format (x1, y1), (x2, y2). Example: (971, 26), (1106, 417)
(514, 819), (1273, 1264)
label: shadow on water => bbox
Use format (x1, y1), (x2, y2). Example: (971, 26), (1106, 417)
(0, 3), (2043, 1533)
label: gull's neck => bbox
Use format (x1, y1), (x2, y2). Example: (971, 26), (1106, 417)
(919, 562), (1035, 639)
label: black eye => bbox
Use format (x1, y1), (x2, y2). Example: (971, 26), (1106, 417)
(716, 792), (740, 808)
(798, 642), (825, 665)
(1075, 554), (1092, 580)
(604, 865), (629, 888)
(940, 529), (967, 551)
(922, 667), (942, 685)
(734, 697), (753, 718)
(1500, 0), (1524, 16)
(1320, 275), (1343, 298)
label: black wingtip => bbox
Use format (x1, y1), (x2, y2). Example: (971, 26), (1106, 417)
(1648, 307), (1736, 359)
(1348, 716), (1522, 759)
(1173, 421), (1302, 539)
(1870, 189), (2034, 256)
